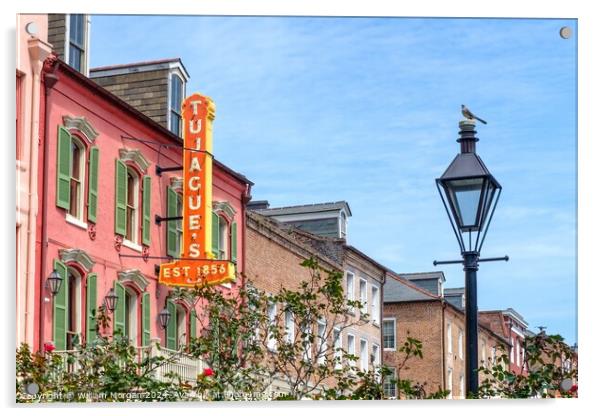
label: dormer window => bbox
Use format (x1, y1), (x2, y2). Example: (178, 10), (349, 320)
(169, 74), (184, 136)
(340, 211), (347, 238)
(68, 14), (88, 74)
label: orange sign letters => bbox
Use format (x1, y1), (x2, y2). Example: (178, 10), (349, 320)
(159, 93), (235, 287)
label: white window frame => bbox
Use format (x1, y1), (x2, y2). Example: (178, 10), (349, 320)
(65, 135), (86, 225)
(66, 267), (82, 348)
(317, 319), (327, 365)
(167, 72), (185, 136)
(359, 338), (369, 371)
(510, 338), (515, 363)
(458, 331), (464, 360)
(267, 302), (277, 351)
(372, 344), (381, 366)
(359, 278), (368, 315)
(459, 374), (465, 398)
(370, 285), (380, 325)
(383, 366), (397, 399)
(520, 346), (525, 365)
(175, 304), (187, 349)
(218, 215), (228, 260)
(64, 14), (90, 76)
(347, 333), (356, 368)
(447, 323), (453, 354)
(333, 327), (342, 369)
(285, 309), (295, 344)
(383, 318), (396, 351)
(124, 287), (139, 347)
(124, 167), (140, 246)
(346, 272), (355, 303)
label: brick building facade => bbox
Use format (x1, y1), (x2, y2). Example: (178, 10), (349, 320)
(246, 210), (385, 393)
(383, 275), (510, 399)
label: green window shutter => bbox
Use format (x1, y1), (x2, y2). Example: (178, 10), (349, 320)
(53, 259), (68, 351)
(114, 160), (127, 236)
(212, 212), (219, 258)
(142, 175), (151, 246)
(166, 187), (178, 257)
(230, 221), (238, 266)
(87, 146), (99, 223)
(166, 299), (177, 350)
(113, 281), (126, 338)
(142, 292), (151, 347)
(86, 273), (97, 343)
(56, 126), (72, 209)
(189, 310), (197, 341)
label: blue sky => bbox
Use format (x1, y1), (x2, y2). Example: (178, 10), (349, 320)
(90, 16), (577, 344)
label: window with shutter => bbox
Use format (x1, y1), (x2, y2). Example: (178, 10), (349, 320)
(56, 126), (72, 209)
(53, 259), (68, 351)
(87, 147), (99, 223)
(142, 175), (151, 245)
(114, 160), (127, 236)
(142, 292), (151, 346)
(166, 300), (177, 350)
(230, 221), (238, 266)
(166, 187), (178, 257)
(68, 138), (85, 220)
(113, 281), (126, 338)
(211, 212), (219, 258)
(189, 309), (197, 342)
(86, 273), (97, 343)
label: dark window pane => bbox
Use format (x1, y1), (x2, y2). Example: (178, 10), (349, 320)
(170, 76), (182, 112)
(170, 112), (181, 136)
(69, 47), (82, 72)
(70, 14), (85, 46)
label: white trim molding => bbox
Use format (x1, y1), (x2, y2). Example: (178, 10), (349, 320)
(59, 248), (95, 272)
(119, 148), (150, 173)
(118, 269), (150, 292)
(62, 115), (99, 142)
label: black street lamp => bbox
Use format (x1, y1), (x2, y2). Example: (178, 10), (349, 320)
(434, 118), (508, 397)
(104, 288), (119, 313)
(159, 307), (171, 330)
(46, 269), (63, 296)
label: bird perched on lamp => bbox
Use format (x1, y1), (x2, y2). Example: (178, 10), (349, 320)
(461, 104), (487, 124)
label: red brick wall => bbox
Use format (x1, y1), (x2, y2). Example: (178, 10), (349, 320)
(383, 301), (445, 397)
(246, 226), (318, 294)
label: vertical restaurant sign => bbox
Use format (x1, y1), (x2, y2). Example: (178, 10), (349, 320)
(159, 93), (235, 287)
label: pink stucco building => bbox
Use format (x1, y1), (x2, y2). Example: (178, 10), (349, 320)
(33, 55), (252, 354)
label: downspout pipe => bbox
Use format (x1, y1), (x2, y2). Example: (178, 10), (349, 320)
(24, 38), (52, 349)
(37, 56), (59, 351)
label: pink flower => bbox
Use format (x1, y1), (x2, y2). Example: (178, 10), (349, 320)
(202, 368), (214, 377)
(569, 384), (578, 393)
(43, 342), (55, 353)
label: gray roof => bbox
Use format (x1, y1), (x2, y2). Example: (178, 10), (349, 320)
(502, 308), (529, 327)
(398, 271), (446, 282)
(444, 287), (464, 295)
(384, 276), (438, 303)
(256, 201), (352, 217)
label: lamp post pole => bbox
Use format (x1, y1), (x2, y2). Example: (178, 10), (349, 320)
(434, 114), (508, 398)
(463, 250), (479, 394)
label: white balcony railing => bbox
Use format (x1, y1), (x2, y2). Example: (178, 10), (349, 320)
(54, 343), (208, 385)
